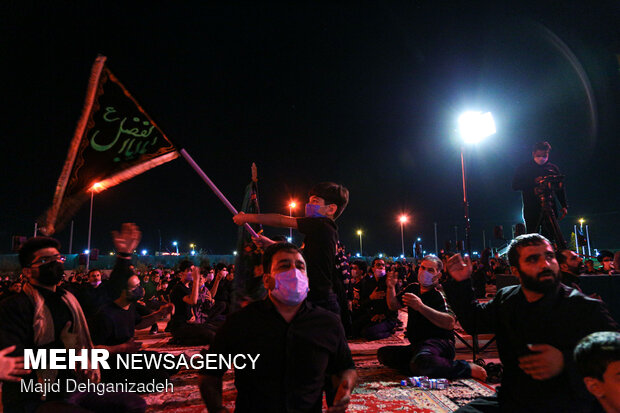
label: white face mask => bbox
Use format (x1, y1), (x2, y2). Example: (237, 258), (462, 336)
(534, 156), (548, 165)
(373, 268), (386, 277)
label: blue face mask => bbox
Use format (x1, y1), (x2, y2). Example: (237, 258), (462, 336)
(305, 203), (325, 218)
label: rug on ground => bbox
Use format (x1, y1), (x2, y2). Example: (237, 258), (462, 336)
(142, 333), (496, 412)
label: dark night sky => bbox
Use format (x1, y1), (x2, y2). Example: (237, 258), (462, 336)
(2, 1), (619, 257)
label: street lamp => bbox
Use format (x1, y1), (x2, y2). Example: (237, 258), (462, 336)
(86, 182), (103, 270)
(457, 111), (496, 254)
(288, 201), (297, 241)
(172, 241), (178, 254)
(398, 215), (408, 257)
(356, 230), (363, 256)
(190, 243), (195, 254)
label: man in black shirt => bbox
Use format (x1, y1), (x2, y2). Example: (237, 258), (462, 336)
(512, 141), (568, 236)
(444, 234), (619, 412)
(233, 182), (349, 315)
(377, 255), (486, 380)
(166, 260), (220, 345)
(199, 242), (356, 413)
(352, 258), (398, 340)
(0, 223), (145, 413)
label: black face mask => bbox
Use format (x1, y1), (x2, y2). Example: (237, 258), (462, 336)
(128, 286), (145, 302)
(35, 261), (65, 286)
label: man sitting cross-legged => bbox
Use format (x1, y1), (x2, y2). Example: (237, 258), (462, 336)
(377, 254), (487, 381)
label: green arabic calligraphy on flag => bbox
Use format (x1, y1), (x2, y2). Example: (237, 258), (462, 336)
(39, 56), (179, 235)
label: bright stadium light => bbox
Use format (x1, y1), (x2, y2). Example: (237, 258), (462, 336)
(141, 249), (148, 256)
(458, 111), (496, 144)
(457, 111), (496, 254)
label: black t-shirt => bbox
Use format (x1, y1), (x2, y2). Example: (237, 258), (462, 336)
(170, 283), (192, 323)
(296, 217), (338, 301)
(91, 301), (142, 346)
(398, 283), (454, 344)
(201, 298), (355, 413)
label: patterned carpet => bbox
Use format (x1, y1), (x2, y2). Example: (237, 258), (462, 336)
(140, 323), (496, 413)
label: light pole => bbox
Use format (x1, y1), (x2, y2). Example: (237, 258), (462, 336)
(457, 111), (496, 254)
(399, 215), (408, 257)
(190, 243), (196, 255)
(357, 230), (363, 256)
(288, 201), (297, 241)
(172, 241), (178, 254)
(86, 182), (102, 270)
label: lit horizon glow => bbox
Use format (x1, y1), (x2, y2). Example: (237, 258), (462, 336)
(458, 111), (496, 144)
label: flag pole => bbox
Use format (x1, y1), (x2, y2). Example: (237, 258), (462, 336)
(179, 149), (258, 238)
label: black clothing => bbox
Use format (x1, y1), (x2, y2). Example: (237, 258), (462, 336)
(357, 275), (397, 320)
(444, 280), (619, 412)
(0, 258), (135, 412)
(201, 298), (355, 413)
(91, 302), (142, 346)
(169, 283), (192, 325)
(399, 283), (453, 344)
(512, 159), (567, 234)
(560, 271), (582, 292)
(296, 217), (338, 301)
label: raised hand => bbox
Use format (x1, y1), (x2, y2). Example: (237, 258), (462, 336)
(112, 223), (142, 254)
(402, 293), (423, 311)
(0, 346), (31, 382)
(446, 253), (473, 281)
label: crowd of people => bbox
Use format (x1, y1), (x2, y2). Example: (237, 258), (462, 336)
(0, 179), (619, 413)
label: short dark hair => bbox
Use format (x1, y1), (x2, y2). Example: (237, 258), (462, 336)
(507, 233), (550, 268)
(351, 260), (367, 273)
(215, 263), (227, 273)
(19, 237), (61, 268)
(179, 260), (194, 272)
(532, 141), (551, 152)
(574, 331), (620, 380)
(262, 242), (302, 274)
(371, 257), (385, 267)
(556, 249), (571, 266)
(308, 182), (349, 219)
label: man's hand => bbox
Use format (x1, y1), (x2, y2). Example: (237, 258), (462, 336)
(369, 288), (386, 300)
(328, 371), (355, 413)
(370, 314), (386, 323)
(386, 271), (397, 289)
(446, 254), (472, 281)
(559, 207), (568, 220)
(402, 293), (423, 311)
(518, 344), (565, 380)
(0, 346), (31, 382)
(112, 223), (142, 254)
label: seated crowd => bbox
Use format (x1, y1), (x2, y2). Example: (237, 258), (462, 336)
(0, 210), (618, 411)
